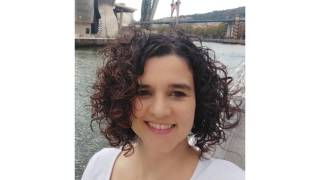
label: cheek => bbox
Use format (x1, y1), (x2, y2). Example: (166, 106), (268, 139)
(132, 98), (145, 118)
(176, 100), (196, 126)
(131, 99), (147, 132)
(132, 98), (143, 117)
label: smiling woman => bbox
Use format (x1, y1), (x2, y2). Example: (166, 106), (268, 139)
(82, 28), (244, 180)
(131, 55), (196, 154)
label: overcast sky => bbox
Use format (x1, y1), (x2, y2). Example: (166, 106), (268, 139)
(116, 0), (245, 20)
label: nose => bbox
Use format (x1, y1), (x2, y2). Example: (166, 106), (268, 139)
(149, 94), (172, 119)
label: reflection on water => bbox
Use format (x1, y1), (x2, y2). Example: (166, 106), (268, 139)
(75, 43), (245, 180)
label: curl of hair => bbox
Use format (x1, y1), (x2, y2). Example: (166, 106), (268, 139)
(90, 28), (242, 157)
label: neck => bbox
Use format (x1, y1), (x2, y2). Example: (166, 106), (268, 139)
(131, 138), (199, 179)
(136, 138), (190, 162)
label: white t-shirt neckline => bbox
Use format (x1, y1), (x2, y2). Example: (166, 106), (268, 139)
(105, 148), (203, 180)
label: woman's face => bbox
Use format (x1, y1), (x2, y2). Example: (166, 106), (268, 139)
(131, 54), (196, 153)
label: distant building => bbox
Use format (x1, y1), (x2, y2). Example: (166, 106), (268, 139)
(75, 0), (94, 36)
(75, 0), (136, 38)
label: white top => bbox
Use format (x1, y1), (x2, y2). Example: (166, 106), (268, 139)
(81, 148), (244, 180)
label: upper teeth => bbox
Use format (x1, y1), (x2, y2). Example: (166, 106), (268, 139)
(148, 122), (173, 130)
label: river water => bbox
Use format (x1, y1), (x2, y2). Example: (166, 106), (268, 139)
(75, 42), (245, 180)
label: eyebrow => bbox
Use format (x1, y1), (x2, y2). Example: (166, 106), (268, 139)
(137, 84), (150, 89)
(138, 83), (193, 91)
(169, 83), (193, 91)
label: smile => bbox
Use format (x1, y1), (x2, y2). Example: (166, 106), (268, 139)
(144, 121), (176, 135)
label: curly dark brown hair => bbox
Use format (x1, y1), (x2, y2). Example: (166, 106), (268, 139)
(90, 28), (241, 157)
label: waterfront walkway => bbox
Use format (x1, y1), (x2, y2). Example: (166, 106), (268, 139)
(75, 37), (245, 47)
(75, 37), (116, 47)
(202, 38), (245, 45)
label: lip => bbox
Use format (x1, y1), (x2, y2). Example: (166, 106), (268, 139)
(144, 121), (175, 135)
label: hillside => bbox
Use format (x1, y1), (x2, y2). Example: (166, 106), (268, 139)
(156, 6), (245, 21)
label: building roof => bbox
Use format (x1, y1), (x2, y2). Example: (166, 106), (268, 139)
(114, 3), (136, 13)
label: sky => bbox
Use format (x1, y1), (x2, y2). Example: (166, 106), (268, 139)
(116, 0), (246, 20)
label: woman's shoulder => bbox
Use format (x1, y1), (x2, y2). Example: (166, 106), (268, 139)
(86, 147), (121, 165)
(92, 147), (121, 159)
(81, 148), (121, 180)
(192, 157), (245, 180)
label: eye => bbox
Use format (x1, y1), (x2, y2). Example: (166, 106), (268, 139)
(137, 89), (151, 96)
(170, 91), (187, 98)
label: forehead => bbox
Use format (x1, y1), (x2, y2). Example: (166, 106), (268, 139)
(138, 55), (194, 86)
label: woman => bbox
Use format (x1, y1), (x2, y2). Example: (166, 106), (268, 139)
(82, 28), (244, 180)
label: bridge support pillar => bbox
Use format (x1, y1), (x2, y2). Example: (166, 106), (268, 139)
(232, 16), (241, 39)
(140, 0), (159, 28)
(225, 22), (234, 39)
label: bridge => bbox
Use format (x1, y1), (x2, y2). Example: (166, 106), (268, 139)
(139, 17), (245, 39)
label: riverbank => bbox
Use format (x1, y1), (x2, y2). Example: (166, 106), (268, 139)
(75, 37), (116, 48)
(76, 37), (245, 48)
(200, 38), (245, 45)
